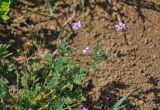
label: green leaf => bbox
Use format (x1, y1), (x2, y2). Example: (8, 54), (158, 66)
(0, 0), (12, 20)
(1, 14), (9, 20)
(111, 96), (128, 110)
(0, 78), (11, 109)
(50, 99), (64, 110)
(57, 40), (72, 57)
(0, 44), (12, 59)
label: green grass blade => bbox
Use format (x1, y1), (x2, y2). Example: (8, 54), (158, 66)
(111, 96), (128, 110)
(81, 0), (85, 12)
(47, 0), (59, 17)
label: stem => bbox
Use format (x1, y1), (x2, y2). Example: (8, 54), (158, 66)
(32, 90), (55, 105)
(63, 10), (75, 26)
(63, 103), (80, 110)
(23, 56), (29, 90)
(15, 69), (20, 91)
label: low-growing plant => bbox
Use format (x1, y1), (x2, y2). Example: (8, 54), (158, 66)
(0, 44), (15, 78)
(0, 44), (15, 109)
(0, 0), (12, 20)
(0, 40), (110, 110)
(92, 43), (111, 69)
(0, 44), (12, 59)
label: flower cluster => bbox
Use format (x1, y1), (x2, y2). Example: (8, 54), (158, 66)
(81, 107), (88, 110)
(115, 21), (125, 31)
(72, 20), (81, 31)
(82, 47), (89, 55)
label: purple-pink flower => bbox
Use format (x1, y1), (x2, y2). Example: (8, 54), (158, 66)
(115, 21), (125, 31)
(72, 20), (81, 31)
(81, 107), (88, 110)
(82, 47), (89, 55)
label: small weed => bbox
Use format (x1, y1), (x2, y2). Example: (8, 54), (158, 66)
(32, 37), (45, 50)
(0, 40), (110, 109)
(0, 44), (14, 109)
(92, 43), (111, 69)
(0, 0), (12, 20)
(84, 26), (93, 34)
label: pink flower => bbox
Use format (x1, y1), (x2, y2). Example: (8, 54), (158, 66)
(72, 20), (81, 31)
(82, 47), (89, 55)
(81, 107), (88, 110)
(115, 21), (125, 31)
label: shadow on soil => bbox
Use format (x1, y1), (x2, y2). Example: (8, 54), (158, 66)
(0, 0), (61, 54)
(85, 75), (160, 110)
(85, 0), (160, 21)
(84, 80), (136, 110)
(146, 76), (160, 105)
(127, 75), (160, 110)
(122, 0), (160, 21)
(0, 0), (77, 55)
(0, 23), (58, 55)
